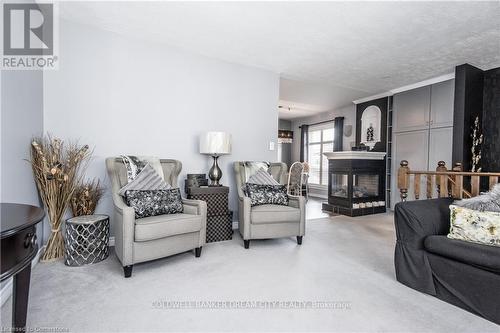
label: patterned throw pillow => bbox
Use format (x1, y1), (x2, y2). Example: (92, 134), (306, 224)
(448, 205), (500, 247)
(120, 155), (164, 182)
(244, 183), (289, 207)
(125, 189), (183, 219)
(118, 164), (171, 197)
(247, 168), (280, 185)
(243, 161), (271, 182)
(453, 183), (500, 212)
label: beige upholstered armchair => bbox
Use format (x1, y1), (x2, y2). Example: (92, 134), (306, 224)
(106, 158), (207, 277)
(234, 162), (306, 249)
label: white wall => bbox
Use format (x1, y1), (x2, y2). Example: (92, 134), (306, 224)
(43, 20), (279, 234)
(0, 70), (43, 205)
(1, 70), (45, 294)
(1, 70), (45, 243)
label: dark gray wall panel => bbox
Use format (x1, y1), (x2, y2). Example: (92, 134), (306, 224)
(452, 64), (484, 171)
(482, 67), (500, 172)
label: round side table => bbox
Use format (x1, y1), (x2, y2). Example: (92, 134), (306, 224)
(64, 214), (110, 266)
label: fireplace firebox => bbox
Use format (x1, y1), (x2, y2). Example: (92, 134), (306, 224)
(322, 152), (386, 216)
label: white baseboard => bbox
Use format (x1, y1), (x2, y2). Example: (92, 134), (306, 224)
(1, 246), (45, 307)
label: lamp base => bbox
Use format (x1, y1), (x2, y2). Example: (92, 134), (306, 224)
(208, 155), (223, 186)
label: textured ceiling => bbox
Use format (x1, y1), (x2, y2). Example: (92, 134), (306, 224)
(278, 78), (365, 119)
(59, 1), (500, 117)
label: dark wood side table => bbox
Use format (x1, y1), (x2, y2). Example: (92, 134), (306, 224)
(1, 203), (45, 331)
(186, 186), (233, 243)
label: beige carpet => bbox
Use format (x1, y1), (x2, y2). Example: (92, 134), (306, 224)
(1, 213), (498, 332)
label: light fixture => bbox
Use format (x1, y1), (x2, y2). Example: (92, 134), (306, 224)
(278, 130), (293, 144)
(199, 132), (232, 186)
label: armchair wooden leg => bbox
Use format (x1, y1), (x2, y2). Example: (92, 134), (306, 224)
(195, 247), (202, 258)
(244, 240), (250, 249)
(297, 236), (303, 245)
(123, 265), (133, 278)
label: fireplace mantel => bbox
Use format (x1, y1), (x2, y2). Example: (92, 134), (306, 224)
(323, 151), (387, 160)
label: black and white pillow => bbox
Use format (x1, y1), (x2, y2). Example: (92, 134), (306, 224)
(244, 183), (289, 207)
(118, 163), (171, 197)
(243, 161), (271, 182)
(125, 189), (183, 219)
(120, 155), (164, 182)
(247, 168), (280, 185)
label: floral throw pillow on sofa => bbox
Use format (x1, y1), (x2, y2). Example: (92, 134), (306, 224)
(244, 183), (289, 207)
(125, 189), (183, 219)
(448, 205), (500, 247)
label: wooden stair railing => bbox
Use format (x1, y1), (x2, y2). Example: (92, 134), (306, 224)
(397, 160), (500, 202)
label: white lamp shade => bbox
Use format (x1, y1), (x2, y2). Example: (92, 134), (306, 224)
(199, 132), (232, 155)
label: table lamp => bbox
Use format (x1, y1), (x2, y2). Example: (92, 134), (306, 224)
(199, 132), (232, 186)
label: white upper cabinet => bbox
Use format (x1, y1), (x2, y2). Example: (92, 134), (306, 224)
(428, 126), (453, 170)
(430, 79), (455, 128)
(393, 80), (455, 133)
(390, 79), (455, 209)
(393, 86), (431, 132)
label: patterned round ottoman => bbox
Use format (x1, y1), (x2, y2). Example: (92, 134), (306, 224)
(64, 214), (110, 266)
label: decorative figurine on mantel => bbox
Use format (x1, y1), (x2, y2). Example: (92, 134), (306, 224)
(366, 123), (374, 142)
(471, 116), (483, 172)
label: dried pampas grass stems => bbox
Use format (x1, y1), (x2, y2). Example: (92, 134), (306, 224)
(29, 135), (90, 261)
(71, 179), (104, 216)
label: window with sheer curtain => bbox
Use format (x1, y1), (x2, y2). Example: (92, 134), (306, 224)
(307, 124), (334, 186)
